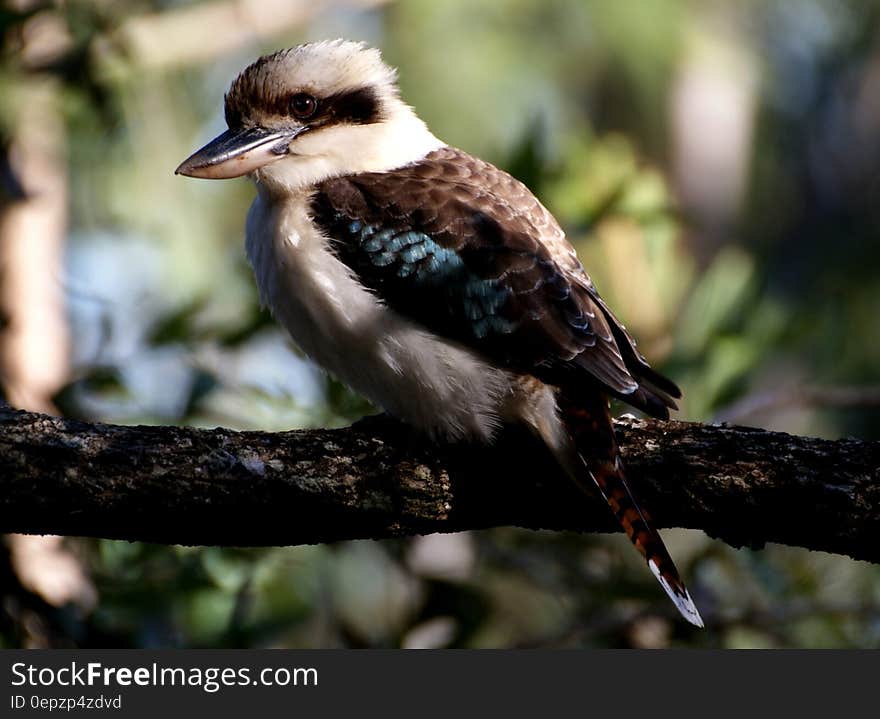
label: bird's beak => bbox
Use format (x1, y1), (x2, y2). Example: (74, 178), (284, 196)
(175, 126), (305, 179)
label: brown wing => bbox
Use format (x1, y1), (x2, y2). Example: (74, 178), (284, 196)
(309, 146), (679, 417)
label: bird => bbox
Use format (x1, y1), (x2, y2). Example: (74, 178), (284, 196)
(176, 39), (703, 628)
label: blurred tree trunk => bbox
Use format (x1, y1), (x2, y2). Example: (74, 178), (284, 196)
(0, 3), (95, 640)
(0, 31), (69, 412)
(669, 12), (758, 265)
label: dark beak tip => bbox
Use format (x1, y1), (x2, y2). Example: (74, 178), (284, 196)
(175, 158), (204, 178)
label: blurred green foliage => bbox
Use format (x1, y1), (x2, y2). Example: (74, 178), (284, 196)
(1, 0), (879, 648)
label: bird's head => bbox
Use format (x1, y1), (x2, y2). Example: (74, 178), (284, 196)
(175, 40), (442, 193)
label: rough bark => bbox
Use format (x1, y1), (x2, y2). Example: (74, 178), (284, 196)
(1, 405), (877, 563)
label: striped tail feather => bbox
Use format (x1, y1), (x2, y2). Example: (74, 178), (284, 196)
(557, 392), (704, 628)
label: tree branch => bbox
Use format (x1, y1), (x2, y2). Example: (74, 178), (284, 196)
(1, 406), (877, 563)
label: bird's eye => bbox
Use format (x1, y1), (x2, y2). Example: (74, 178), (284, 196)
(290, 93), (318, 120)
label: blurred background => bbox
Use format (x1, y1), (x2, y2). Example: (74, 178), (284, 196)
(1, 0), (879, 648)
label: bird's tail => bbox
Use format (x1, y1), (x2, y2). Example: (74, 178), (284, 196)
(556, 391), (704, 628)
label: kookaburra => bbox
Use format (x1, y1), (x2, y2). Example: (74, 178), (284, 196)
(176, 40), (703, 627)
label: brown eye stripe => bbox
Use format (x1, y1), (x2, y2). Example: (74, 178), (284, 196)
(315, 86), (383, 126)
(224, 85), (382, 130)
